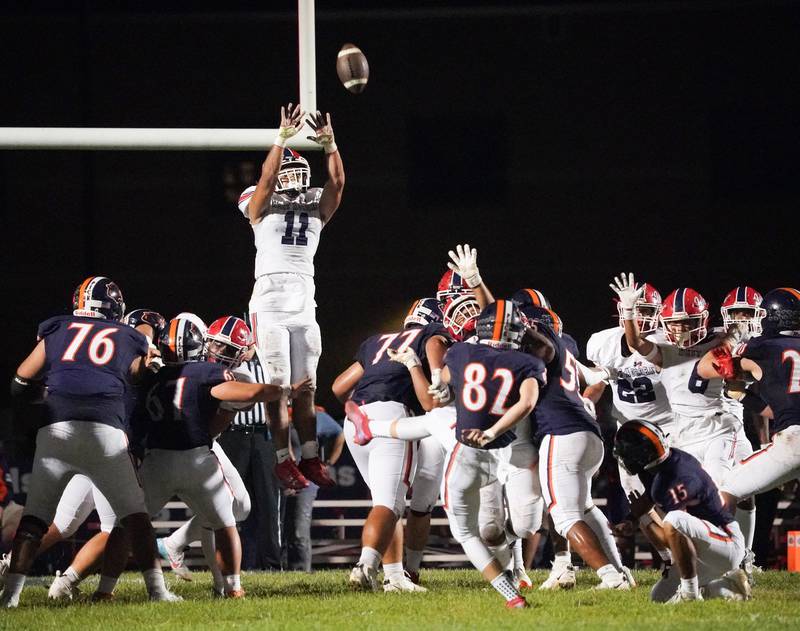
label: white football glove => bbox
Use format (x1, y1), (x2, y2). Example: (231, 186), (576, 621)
(447, 243), (482, 288)
(609, 272), (644, 320)
(387, 347), (422, 370)
(274, 102), (305, 147)
(428, 368), (451, 402)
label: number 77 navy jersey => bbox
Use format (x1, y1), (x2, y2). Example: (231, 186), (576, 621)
(37, 315), (149, 429)
(445, 342), (546, 449)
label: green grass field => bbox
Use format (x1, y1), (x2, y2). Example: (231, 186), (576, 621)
(2, 568), (799, 630)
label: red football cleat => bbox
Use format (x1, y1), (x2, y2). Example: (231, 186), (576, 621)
(506, 596), (529, 609)
(225, 589), (246, 599)
(299, 456), (336, 488)
(275, 459), (310, 491)
(345, 401), (374, 445)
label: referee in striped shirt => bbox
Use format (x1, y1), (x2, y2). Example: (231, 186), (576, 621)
(217, 349), (283, 570)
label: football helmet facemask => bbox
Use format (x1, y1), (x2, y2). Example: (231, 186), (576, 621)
(436, 269), (472, 304)
(72, 276), (126, 321)
(720, 286), (765, 336)
(475, 300), (526, 350)
(404, 297), (443, 328)
(616, 282), (662, 335)
(205, 316), (252, 368)
(276, 148), (310, 195)
(760, 288), (800, 337)
(660, 288), (709, 348)
(613, 419), (670, 475)
(442, 294), (481, 341)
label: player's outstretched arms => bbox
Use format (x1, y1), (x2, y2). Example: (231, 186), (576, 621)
(462, 377), (539, 447)
(211, 377), (312, 405)
(308, 111), (344, 224)
(610, 272), (661, 365)
(332, 362), (364, 403)
(447, 243), (494, 308)
(246, 103), (305, 224)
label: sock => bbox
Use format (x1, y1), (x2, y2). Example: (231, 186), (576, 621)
(64, 566), (81, 585)
(511, 538), (524, 572)
(405, 548), (424, 574)
(200, 529), (224, 591)
(301, 440), (318, 460)
(596, 563), (622, 584)
(3, 573), (26, 601)
(370, 419), (431, 440)
(99, 574), (120, 595)
(383, 562), (405, 581)
(166, 516), (202, 552)
(490, 571), (520, 602)
(552, 550), (571, 569)
(223, 574), (241, 592)
(583, 507), (623, 570)
(681, 576), (699, 595)
(276, 448), (291, 464)
(735, 507), (756, 549)
(358, 546), (382, 571)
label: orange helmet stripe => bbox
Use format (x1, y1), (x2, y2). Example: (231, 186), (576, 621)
(167, 318), (179, 358)
(525, 289), (542, 306)
(779, 287), (800, 301)
(635, 424), (666, 459)
(492, 300), (505, 341)
(77, 276), (93, 310)
(406, 300), (420, 318)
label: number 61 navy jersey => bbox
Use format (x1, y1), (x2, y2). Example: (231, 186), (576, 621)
(37, 315), (149, 429)
(445, 342), (546, 449)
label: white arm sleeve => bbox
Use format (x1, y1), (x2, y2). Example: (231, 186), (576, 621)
(237, 186), (257, 218)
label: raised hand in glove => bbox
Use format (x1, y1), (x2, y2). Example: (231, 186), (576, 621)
(428, 368), (452, 403)
(387, 347), (422, 370)
(609, 272), (644, 320)
(306, 111), (337, 154)
(274, 102), (305, 147)
(447, 243), (482, 288)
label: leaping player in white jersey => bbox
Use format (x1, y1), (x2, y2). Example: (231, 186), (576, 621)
(610, 273), (756, 550)
(585, 281), (675, 496)
(238, 103), (345, 490)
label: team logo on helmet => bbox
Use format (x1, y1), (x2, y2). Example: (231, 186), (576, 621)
(404, 298), (443, 328)
(475, 300), (526, 350)
(276, 148), (310, 194)
(72, 276), (126, 321)
(205, 316), (252, 368)
(660, 288), (709, 348)
(442, 295), (481, 341)
(123, 309), (167, 342)
(720, 286), (765, 336)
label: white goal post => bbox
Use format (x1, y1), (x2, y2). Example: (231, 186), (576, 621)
(0, 1), (320, 152)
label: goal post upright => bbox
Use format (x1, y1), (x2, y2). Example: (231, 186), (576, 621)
(0, 4), (321, 152)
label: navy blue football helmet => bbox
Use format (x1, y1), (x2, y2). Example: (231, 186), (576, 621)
(518, 305), (563, 337)
(511, 288), (552, 310)
(72, 276), (125, 321)
(760, 288), (800, 337)
(475, 299), (526, 350)
(123, 309), (167, 342)
(404, 297), (443, 328)
(613, 419), (670, 475)
(159, 316), (206, 364)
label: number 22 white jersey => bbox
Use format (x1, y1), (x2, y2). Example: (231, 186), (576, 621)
(238, 186), (324, 278)
(586, 327), (673, 427)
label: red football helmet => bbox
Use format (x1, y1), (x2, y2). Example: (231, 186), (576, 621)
(436, 269), (472, 304)
(660, 288), (709, 348)
(617, 282), (662, 334)
(721, 286), (765, 336)
(442, 295), (481, 341)
(206, 316), (252, 368)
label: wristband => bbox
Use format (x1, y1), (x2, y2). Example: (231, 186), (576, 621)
(642, 344), (659, 362)
(273, 134), (287, 148)
(620, 307), (635, 321)
(324, 141), (338, 154)
(464, 273), (482, 289)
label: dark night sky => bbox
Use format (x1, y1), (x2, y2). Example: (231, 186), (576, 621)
(1, 1), (799, 416)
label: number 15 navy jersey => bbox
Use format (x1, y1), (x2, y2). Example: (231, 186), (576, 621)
(734, 335), (800, 434)
(445, 342), (546, 449)
(37, 315), (149, 429)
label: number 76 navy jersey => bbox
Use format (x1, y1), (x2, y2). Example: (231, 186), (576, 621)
(445, 342), (546, 449)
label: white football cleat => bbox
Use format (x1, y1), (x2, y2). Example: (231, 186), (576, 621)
(513, 567), (533, 590)
(349, 563), (379, 591)
(720, 569), (752, 601)
(156, 538), (193, 581)
(666, 589), (703, 604)
(383, 572), (428, 593)
(0, 553), (10, 588)
(48, 571), (80, 601)
(539, 563), (576, 590)
(149, 590), (183, 602)
(594, 570), (633, 591)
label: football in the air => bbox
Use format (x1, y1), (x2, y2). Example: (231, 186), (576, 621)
(336, 43), (369, 94)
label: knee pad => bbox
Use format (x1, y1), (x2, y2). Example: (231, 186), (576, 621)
(17, 515), (49, 541)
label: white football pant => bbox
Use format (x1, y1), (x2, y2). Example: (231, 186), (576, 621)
(53, 474), (116, 536)
(722, 425), (800, 499)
